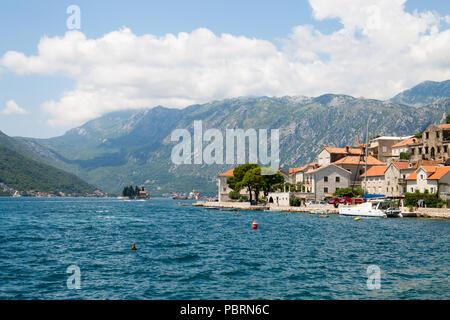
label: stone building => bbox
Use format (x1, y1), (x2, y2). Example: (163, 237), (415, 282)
(360, 165), (387, 195)
(333, 155), (385, 185)
(368, 136), (410, 162)
(317, 145), (363, 166)
(409, 124), (450, 162)
(383, 161), (415, 197)
(303, 164), (351, 200)
(288, 162), (318, 184)
(391, 137), (419, 159)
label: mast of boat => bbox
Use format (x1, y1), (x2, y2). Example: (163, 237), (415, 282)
(364, 117), (370, 196)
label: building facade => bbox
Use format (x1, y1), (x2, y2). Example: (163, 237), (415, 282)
(303, 164), (352, 200)
(317, 145), (363, 166)
(383, 161), (415, 197)
(409, 124), (450, 162)
(361, 165), (387, 195)
(333, 155), (385, 184)
(391, 137), (419, 159)
(368, 136), (409, 162)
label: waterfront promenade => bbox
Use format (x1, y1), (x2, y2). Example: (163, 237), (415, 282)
(193, 201), (450, 219)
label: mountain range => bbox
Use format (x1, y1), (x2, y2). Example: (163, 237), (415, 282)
(0, 136), (97, 196)
(2, 80), (450, 196)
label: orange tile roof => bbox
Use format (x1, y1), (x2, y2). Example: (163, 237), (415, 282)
(289, 162), (315, 174)
(360, 165), (387, 177)
(393, 161), (412, 170)
(323, 145), (363, 155)
(333, 155), (385, 166)
(219, 168), (234, 177)
(405, 166), (439, 180)
(410, 160), (442, 169)
(305, 164), (351, 175)
(438, 124), (450, 129)
(392, 137), (419, 148)
(428, 166), (450, 180)
(405, 172), (417, 180)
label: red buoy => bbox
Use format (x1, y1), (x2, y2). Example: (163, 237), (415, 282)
(252, 220), (258, 230)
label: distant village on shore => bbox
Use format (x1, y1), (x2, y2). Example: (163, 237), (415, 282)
(217, 121), (450, 209)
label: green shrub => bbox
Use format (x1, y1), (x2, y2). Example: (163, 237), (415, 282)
(229, 190), (241, 200)
(290, 197), (301, 207)
(400, 152), (409, 160)
(334, 187), (363, 197)
(240, 195), (249, 201)
(404, 192), (443, 208)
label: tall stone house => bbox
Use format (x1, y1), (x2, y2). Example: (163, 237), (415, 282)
(409, 124), (450, 161)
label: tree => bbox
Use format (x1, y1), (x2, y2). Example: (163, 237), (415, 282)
(334, 187), (364, 197)
(239, 167), (263, 203)
(400, 152), (409, 160)
(226, 163), (259, 202)
(229, 190), (240, 200)
(261, 171), (285, 197)
(446, 114), (450, 124)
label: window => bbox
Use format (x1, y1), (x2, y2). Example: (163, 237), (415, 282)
(382, 146), (387, 152)
(324, 187), (328, 193)
(425, 147), (429, 154)
(436, 131), (440, 138)
(324, 176), (328, 182)
(411, 187), (414, 192)
(438, 147), (441, 153)
(425, 132), (429, 139)
(445, 145), (448, 153)
(420, 174), (424, 179)
(430, 187), (434, 193)
(411, 148), (415, 155)
(419, 148), (422, 154)
(335, 176), (340, 182)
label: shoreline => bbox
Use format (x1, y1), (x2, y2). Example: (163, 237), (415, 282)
(193, 201), (450, 219)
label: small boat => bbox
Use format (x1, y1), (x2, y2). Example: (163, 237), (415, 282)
(172, 196), (188, 200)
(384, 207), (403, 218)
(339, 200), (387, 218)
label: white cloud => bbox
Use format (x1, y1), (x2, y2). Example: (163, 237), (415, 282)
(2, 100), (27, 115)
(1, 0), (450, 128)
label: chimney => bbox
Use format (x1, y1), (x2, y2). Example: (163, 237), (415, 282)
(345, 145), (350, 154)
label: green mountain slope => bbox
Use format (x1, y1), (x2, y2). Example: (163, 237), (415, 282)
(14, 90), (450, 196)
(0, 144), (98, 196)
(390, 80), (450, 107)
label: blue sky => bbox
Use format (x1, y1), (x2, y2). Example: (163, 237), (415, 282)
(0, 0), (449, 138)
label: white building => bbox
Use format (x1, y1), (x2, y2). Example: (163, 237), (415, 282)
(391, 137), (419, 159)
(405, 166), (450, 199)
(317, 145), (363, 166)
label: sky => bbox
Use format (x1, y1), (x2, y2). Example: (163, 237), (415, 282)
(0, 0), (449, 138)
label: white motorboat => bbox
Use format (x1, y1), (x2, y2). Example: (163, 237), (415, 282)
(339, 200), (387, 218)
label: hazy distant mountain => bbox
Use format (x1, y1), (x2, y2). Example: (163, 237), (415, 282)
(390, 80), (450, 107)
(0, 142), (97, 196)
(12, 80), (449, 196)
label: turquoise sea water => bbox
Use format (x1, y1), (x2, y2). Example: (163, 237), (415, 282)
(0, 197), (448, 300)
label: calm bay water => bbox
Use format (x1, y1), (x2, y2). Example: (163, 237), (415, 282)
(0, 197), (448, 300)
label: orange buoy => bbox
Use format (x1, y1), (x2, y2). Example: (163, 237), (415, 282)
(252, 220), (258, 230)
(131, 242), (137, 250)
(236, 212), (240, 215)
